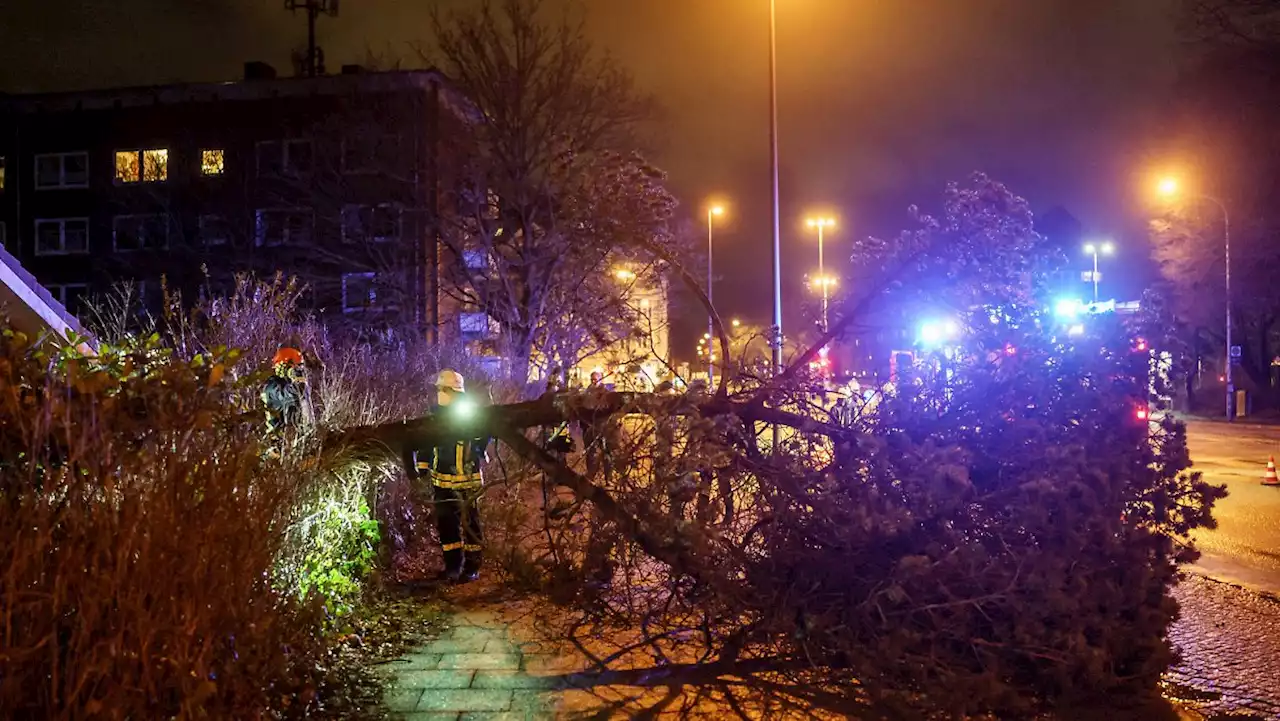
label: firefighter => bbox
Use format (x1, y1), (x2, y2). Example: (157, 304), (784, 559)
(262, 347), (307, 439)
(542, 367), (574, 454)
(409, 369), (490, 583)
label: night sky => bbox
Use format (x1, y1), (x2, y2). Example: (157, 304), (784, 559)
(0, 0), (1183, 331)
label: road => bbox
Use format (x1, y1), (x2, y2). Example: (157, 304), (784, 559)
(1183, 419), (1280, 595)
(1159, 421), (1280, 718)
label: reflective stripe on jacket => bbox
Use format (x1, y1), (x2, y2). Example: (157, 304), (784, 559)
(415, 438), (488, 489)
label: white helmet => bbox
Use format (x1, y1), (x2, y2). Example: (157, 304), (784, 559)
(434, 368), (465, 393)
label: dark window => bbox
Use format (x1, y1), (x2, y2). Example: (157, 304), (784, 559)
(34, 218), (89, 255)
(342, 134), (401, 174)
(459, 312), (495, 337)
(256, 141), (283, 176)
(342, 272), (377, 313)
(199, 214), (231, 246)
(286, 139), (313, 174)
(341, 204), (401, 243)
(35, 153), (88, 189)
(113, 215), (169, 252)
(49, 284), (89, 313)
(256, 139), (313, 176)
(255, 208), (313, 247)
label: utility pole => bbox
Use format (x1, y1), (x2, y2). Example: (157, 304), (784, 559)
(285, 0), (339, 77)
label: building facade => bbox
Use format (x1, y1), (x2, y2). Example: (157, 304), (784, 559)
(0, 63), (474, 339)
(0, 64), (672, 381)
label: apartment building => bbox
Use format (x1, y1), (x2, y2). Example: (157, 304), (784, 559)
(0, 62), (471, 339)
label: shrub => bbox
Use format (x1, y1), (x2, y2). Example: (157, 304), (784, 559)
(0, 328), (333, 717)
(0, 271), (511, 716)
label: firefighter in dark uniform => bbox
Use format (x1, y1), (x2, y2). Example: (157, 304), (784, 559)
(262, 347), (307, 448)
(542, 368), (574, 454)
(410, 369), (490, 583)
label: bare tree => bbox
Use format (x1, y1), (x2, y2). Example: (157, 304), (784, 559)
(420, 0), (681, 385)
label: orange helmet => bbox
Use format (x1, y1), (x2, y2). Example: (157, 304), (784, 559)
(272, 347), (304, 367)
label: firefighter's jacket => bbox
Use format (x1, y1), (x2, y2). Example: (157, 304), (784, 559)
(262, 375), (303, 433)
(412, 405), (491, 491)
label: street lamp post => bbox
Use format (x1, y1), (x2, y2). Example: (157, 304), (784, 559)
(1082, 241), (1114, 303)
(768, 0), (782, 449)
(1157, 177), (1233, 421)
(707, 205), (724, 386)
(806, 217), (836, 332)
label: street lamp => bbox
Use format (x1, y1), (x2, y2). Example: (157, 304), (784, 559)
(1082, 241), (1114, 303)
(1157, 175), (1233, 421)
(806, 217), (836, 332)
(768, 0), (782, 449)
(707, 204), (725, 386)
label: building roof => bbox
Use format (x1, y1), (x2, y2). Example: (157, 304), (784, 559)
(0, 67), (478, 122)
(0, 243), (95, 355)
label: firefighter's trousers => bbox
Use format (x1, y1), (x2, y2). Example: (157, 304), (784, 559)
(435, 484), (483, 574)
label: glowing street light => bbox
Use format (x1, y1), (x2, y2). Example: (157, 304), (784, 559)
(614, 268), (636, 282)
(1156, 174), (1233, 420)
(706, 203), (726, 386)
(1082, 241), (1114, 303)
(768, 0), (782, 451)
(805, 216), (837, 332)
(731, 318), (742, 328)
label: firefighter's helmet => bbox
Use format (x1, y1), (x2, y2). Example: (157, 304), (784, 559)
(435, 368), (465, 393)
(273, 347), (304, 367)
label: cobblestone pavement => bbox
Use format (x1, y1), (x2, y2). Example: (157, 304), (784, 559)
(1167, 574), (1280, 720)
(377, 609), (567, 720)
(378, 574), (1279, 720)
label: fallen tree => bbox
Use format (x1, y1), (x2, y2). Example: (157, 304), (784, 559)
(328, 175), (1225, 719)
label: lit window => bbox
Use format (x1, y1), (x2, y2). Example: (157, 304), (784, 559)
(113, 214), (169, 252)
(115, 149), (167, 183)
(115, 151), (140, 183)
(34, 218), (89, 255)
(201, 149), (225, 175)
(0, 156), (6, 191)
(143, 149), (168, 181)
(35, 153), (88, 189)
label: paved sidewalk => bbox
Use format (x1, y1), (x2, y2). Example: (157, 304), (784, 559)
(378, 609), (568, 720)
(378, 584), (1237, 720)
